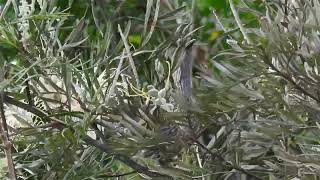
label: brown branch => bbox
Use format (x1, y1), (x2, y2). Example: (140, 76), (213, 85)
(97, 170), (137, 178)
(0, 93), (17, 179)
(3, 94), (67, 126)
(270, 63), (319, 103)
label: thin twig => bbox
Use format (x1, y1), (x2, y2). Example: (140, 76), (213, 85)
(105, 50), (125, 105)
(229, 0), (252, 44)
(121, 110), (155, 136)
(212, 9), (227, 32)
(0, 0), (11, 20)
(0, 93), (17, 179)
(118, 25), (141, 89)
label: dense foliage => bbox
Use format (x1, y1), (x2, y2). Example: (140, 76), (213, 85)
(0, 0), (320, 179)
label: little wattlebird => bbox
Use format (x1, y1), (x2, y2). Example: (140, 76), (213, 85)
(154, 39), (199, 165)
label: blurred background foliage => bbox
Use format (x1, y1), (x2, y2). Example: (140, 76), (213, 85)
(0, 0), (320, 179)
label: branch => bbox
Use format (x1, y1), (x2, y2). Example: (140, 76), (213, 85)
(261, 52), (320, 104)
(3, 93), (172, 179)
(0, 93), (17, 179)
(83, 135), (173, 179)
(3, 94), (67, 125)
(229, 0), (252, 44)
(97, 170), (136, 178)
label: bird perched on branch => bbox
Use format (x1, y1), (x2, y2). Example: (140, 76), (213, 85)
(153, 28), (200, 165)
